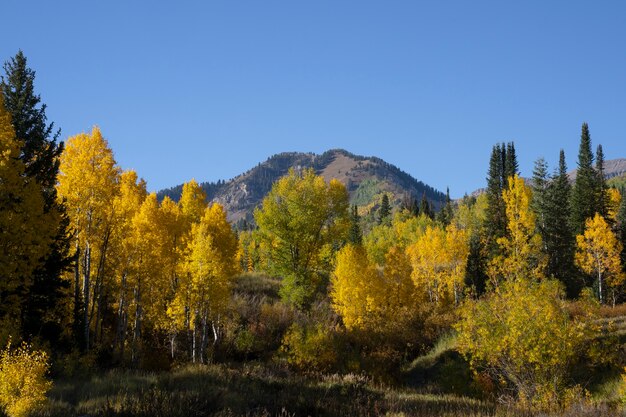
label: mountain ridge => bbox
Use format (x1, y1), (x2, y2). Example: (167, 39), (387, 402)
(157, 149), (446, 225)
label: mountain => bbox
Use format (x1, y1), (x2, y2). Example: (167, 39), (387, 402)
(157, 149), (446, 226)
(567, 158), (626, 182)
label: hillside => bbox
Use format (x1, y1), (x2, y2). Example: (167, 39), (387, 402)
(157, 149), (446, 225)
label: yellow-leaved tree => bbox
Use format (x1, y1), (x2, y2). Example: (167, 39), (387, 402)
(407, 224), (469, 304)
(58, 126), (120, 349)
(331, 244), (382, 330)
(0, 96), (52, 344)
(174, 203), (239, 363)
(0, 342), (52, 417)
(456, 278), (593, 410)
(488, 175), (545, 285)
(575, 213), (624, 305)
(255, 168), (349, 308)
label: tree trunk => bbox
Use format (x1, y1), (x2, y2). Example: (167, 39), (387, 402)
(83, 243), (91, 350)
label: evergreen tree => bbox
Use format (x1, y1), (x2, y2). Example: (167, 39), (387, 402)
(571, 123), (597, 235)
(595, 144), (609, 220)
(378, 193), (391, 224)
(531, 157), (549, 240)
(465, 233), (488, 296)
(617, 188), (626, 273)
(400, 194), (419, 217)
(1, 51), (71, 343)
(545, 150), (577, 296)
(485, 144), (507, 249)
(348, 205), (363, 245)
(437, 187), (454, 226)
(420, 192), (433, 219)
(505, 142), (519, 180)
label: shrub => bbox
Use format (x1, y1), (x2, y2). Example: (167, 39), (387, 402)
(280, 323), (338, 372)
(0, 341), (52, 417)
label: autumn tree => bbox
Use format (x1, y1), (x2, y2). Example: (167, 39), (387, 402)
(348, 204), (363, 245)
(407, 224), (469, 304)
(173, 204), (239, 363)
(254, 168), (349, 308)
(0, 96), (53, 345)
(575, 213), (624, 305)
(488, 175), (545, 285)
(456, 278), (593, 409)
(57, 126), (120, 349)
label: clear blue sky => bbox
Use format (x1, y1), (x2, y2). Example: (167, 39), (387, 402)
(2, 1), (625, 197)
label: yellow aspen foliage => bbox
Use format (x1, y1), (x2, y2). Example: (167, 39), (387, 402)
(575, 213), (624, 305)
(456, 278), (592, 410)
(0, 341), (52, 417)
(382, 246), (415, 313)
(172, 203), (239, 362)
(330, 244), (383, 330)
(489, 175), (546, 284)
(407, 224), (468, 304)
(0, 97), (52, 342)
(453, 193), (488, 237)
(57, 126), (120, 348)
(178, 179), (207, 227)
(254, 168), (349, 308)
(365, 212), (434, 266)
(607, 187), (621, 223)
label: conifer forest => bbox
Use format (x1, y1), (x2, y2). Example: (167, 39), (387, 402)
(1, 51), (626, 417)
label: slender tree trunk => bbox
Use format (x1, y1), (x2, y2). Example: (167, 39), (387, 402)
(132, 279), (142, 365)
(74, 244), (82, 347)
(83, 242), (91, 350)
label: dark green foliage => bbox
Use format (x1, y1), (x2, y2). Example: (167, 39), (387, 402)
(400, 194), (420, 217)
(437, 187), (453, 226)
(571, 123), (598, 235)
(485, 142), (518, 252)
(1, 51), (71, 343)
(348, 205), (363, 245)
(378, 194), (391, 224)
(465, 233), (488, 296)
(419, 192), (433, 219)
(542, 151), (578, 296)
(618, 189), (626, 272)
(595, 144), (610, 220)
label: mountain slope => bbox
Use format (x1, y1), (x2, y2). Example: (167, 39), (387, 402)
(157, 149), (446, 225)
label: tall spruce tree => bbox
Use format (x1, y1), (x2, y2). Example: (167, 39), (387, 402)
(378, 193), (391, 224)
(617, 188), (626, 273)
(420, 192), (433, 219)
(348, 204), (363, 245)
(437, 187), (454, 226)
(1, 51), (71, 342)
(545, 150), (577, 296)
(532, 157), (549, 240)
(571, 123), (597, 235)
(485, 142), (518, 250)
(595, 144), (609, 220)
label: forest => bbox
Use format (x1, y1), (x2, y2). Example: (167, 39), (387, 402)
(1, 51), (626, 417)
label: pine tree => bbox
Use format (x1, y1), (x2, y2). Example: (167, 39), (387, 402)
(531, 157), (549, 240)
(437, 187), (454, 226)
(617, 189), (626, 273)
(505, 142), (519, 180)
(485, 144), (507, 249)
(545, 151), (577, 296)
(571, 123), (597, 235)
(1, 51), (71, 343)
(420, 192), (433, 219)
(595, 144), (609, 220)
(348, 205), (363, 245)
(378, 194), (391, 224)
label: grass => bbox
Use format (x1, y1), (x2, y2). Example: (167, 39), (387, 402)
(32, 360), (625, 417)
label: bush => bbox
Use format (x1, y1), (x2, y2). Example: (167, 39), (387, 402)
(0, 341), (52, 417)
(281, 323), (339, 372)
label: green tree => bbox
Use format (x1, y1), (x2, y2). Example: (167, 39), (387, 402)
(378, 193), (391, 224)
(348, 204), (363, 245)
(571, 123), (598, 235)
(595, 144), (609, 220)
(437, 187), (453, 226)
(544, 151), (577, 296)
(1, 51), (71, 343)
(419, 192), (433, 219)
(254, 168), (349, 308)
